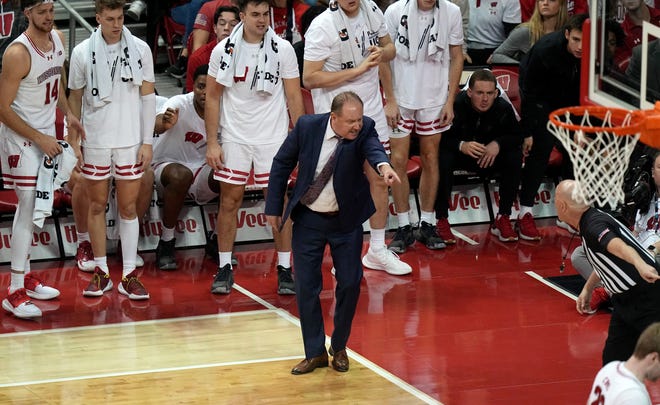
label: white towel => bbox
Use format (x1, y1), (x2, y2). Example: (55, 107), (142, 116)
(88, 26), (143, 108)
(328, 0), (384, 69)
(214, 22), (280, 95)
(395, 0), (449, 63)
(33, 141), (78, 228)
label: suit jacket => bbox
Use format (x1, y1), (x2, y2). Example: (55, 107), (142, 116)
(265, 113), (389, 232)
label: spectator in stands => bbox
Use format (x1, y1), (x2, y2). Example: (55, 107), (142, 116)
(466, 0), (521, 66)
(145, 0), (178, 56)
(0, 0), (28, 70)
(519, 0), (586, 22)
(303, 0), (412, 276)
(627, 39), (660, 101)
(616, 0), (660, 73)
(451, 0), (471, 63)
(517, 13), (587, 241)
(556, 179), (660, 365)
(489, 0), (568, 64)
(204, 0), (305, 295)
(151, 65), (220, 270)
(270, 0), (310, 44)
(435, 69), (524, 242)
(293, 5), (326, 86)
(383, 0), (464, 251)
(605, 19), (626, 74)
(0, 0), (84, 319)
(587, 322), (660, 404)
(164, 0), (214, 79)
(185, 5), (239, 92)
(68, 0), (156, 301)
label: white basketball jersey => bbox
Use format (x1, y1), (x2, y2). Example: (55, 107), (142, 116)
(152, 92), (207, 171)
(587, 361), (651, 405)
(3, 30), (65, 138)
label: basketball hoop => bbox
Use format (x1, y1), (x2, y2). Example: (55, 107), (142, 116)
(547, 104), (660, 209)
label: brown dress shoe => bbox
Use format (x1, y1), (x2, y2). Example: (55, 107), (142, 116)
(329, 347), (349, 372)
(291, 352), (329, 375)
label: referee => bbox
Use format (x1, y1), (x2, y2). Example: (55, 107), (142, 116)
(555, 179), (660, 365)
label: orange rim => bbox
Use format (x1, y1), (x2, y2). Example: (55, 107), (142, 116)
(548, 106), (647, 136)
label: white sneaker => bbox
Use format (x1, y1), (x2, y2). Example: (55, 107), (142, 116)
(2, 289), (42, 318)
(556, 219), (579, 234)
(24, 273), (60, 300)
(135, 254), (144, 267)
(126, 0), (146, 20)
(362, 249), (412, 276)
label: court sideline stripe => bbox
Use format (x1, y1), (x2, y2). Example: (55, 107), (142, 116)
(234, 284), (443, 405)
(525, 270), (578, 300)
(0, 355), (305, 388)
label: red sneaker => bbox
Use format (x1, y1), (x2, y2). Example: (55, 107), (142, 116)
(589, 287), (611, 313)
(24, 273), (60, 300)
(119, 271), (150, 300)
(2, 288), (42, 318)
(491, 214), (518, 242)
(517, 213), (541, 241)
(436, 217), (456, 244)
(76, 240), (95, 272)
(83, 267), (113, 297)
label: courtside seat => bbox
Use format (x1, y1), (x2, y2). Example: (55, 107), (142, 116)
(491, 65), (521, 116)
(301, 88), (314, 114)
(153, 6), (186, 67)
(0, 189), (17, 215)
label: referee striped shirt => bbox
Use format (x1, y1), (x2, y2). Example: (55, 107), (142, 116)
(580, 208), (658, 294)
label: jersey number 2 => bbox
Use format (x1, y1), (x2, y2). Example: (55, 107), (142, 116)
(45, 79), (59, 105)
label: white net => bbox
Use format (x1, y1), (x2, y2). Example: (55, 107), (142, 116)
(547, 108), (642, 210)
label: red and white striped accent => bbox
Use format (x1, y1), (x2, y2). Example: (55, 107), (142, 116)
(1, 173), (37, 189)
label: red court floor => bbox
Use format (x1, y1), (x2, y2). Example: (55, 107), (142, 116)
(2, 218), (658, 404)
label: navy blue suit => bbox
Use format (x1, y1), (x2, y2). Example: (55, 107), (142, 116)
(265, 113), (389, 358)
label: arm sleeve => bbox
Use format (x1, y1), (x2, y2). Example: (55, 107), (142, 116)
(141, 93), (156, 145)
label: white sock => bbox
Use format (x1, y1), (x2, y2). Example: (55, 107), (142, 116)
(95, 256), (109, 273)
(120, 217), (139, 277)
(77, 232), (90, 243)
(370, 228), (386, 252)
(519, 206), (533, 218)
(278, 251), (291, 268)
(9, 271), (24, 293)
(420, 211), (435, 225)
(219, 252), (233, 268)
(397, 211), (410, 228)
(161, 226), (175, 242)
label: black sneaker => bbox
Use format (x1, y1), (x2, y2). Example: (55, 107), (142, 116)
(277, 265), (295, 295)
(211, 264), (234, 294)
(387, 225), (415, 253)
(205, 232), (238, 266)
(156, 238), (177, 270)
(165, 57), (187, 79)
(414, 221), (446, 250)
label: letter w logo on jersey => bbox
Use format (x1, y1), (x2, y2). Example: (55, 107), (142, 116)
(0, 12), (14, 38)
(7, 155), (20, 169)
(184, 132), (204, 144)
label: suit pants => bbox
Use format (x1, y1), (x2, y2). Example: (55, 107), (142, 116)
(291, 208), (364, 359)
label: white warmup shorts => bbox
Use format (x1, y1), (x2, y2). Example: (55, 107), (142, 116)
(82, 144), (144, 181)
(213, 142), (281, 187)
(0, 134), (44, 189)
(390, 105), (451, 138)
